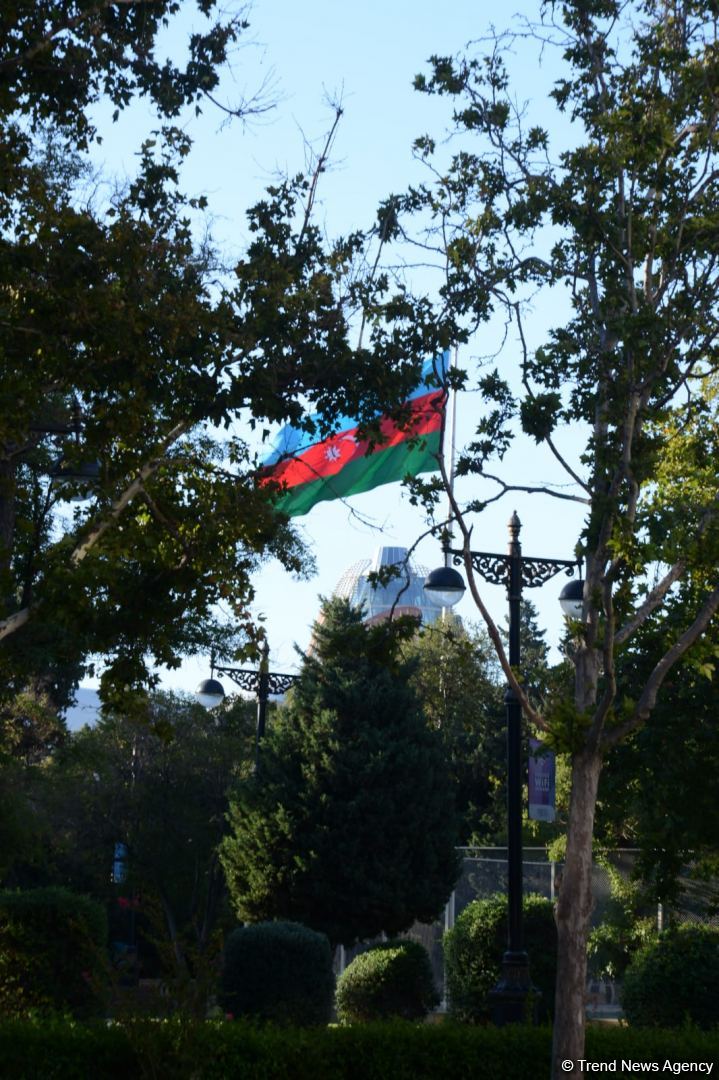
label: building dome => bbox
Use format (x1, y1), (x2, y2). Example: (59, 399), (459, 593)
(333, 545), (445, 625)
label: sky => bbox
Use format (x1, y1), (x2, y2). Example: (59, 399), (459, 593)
(77, 0), (589, 703)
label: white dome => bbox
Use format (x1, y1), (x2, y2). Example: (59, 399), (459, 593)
(333, 545), (444, 625)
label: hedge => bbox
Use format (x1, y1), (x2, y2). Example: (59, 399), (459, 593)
(1, 1019), (718, 1080)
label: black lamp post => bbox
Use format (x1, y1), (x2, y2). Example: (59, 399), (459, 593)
(196, 641), (299, 768)
(425, 512), (580, 1024)
(28, 399), (101, 495)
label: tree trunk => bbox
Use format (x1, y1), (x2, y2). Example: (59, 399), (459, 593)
(551, 747), (603, 1080)
(0, 457), (16, 585)
(159, 891), (187, 974)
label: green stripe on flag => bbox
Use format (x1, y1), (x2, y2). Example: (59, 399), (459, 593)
(274, 430), (441, 518)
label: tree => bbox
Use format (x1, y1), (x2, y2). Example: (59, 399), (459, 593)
(404, 618), (506, 843)
(18, 692), (255, 973)
(0, 5), (432, 707)
(371, 2), (719, 1071)
(220, 598), (460, 948)
(598, 588), (719, 907)
(0, 690), (67, 884)
(403, 600), (554, 845)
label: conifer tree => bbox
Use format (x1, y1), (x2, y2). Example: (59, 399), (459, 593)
(221, 598), (460, 948)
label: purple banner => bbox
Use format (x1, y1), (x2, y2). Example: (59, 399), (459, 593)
(528, 738), (556, 823)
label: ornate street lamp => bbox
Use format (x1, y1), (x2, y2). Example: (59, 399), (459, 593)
(559, 577), (584, 619)
(31, 399), (101, 498)
(196, 641), (299, 768)
(425, 512), (580, 1024)
(423, 563), (466, 609)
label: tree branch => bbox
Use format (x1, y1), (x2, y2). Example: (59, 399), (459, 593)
(296, 105), (343, 252)
(615, 496), (719, 646)
(0, 420), (189, 642)
(0, 1), (150, 73)
(614, 558), (686, 646)
(481, 472), (590, 505)
(604, 583), (719, 746)
(437, 451), (544, 729)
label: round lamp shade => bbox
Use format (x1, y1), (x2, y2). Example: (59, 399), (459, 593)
(424, 565), (466, 608)
(196, 677), (225, 709)
(559, 578), (584, 619)
(50, 458), (101, 502)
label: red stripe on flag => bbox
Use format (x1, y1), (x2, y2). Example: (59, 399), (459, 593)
(262, 389), (444, 492)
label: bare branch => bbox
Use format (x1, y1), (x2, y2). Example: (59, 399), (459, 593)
(296, 105), (343, 251)
(615, 494), (719, 645)
(481, 472), (590, 505)
(604, 583), (719, 746)
(614, 558), (686, 646)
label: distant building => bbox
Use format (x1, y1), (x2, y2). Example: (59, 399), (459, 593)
(333, 545), (445, 625)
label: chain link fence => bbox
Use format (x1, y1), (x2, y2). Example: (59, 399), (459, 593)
(334, 847), (719, 1013)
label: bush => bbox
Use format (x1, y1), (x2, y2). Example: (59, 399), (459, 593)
(622, 924), (719, 1029)
(588, 863), (657, 982)
(0, 886), (108, 1019)
(335, 940), (439, 1023)
(220, 920), (334, 1026)
(443, 893), (556, 1023)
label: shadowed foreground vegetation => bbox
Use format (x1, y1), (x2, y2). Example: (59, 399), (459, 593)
(1, 1019), (718, 1080)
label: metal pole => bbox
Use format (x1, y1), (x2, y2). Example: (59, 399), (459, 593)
(440, 522), (576, 1024)
(506, 511), (524, 960)
(255, 640), (270, 770)
(490, 511), (533, 1024)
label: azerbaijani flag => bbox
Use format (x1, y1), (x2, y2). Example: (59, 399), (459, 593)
(261, 353), (448, 518)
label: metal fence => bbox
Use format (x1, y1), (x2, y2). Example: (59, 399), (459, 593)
(335, 847), (719, 1010)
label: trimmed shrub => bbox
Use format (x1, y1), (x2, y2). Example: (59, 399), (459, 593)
(335, 940), (439, 1023)
(622, 924), (719, 1029)
(0, 886), (108, 1019)
(221, 920), (334, 1026)
(443, 893), (556, 1023)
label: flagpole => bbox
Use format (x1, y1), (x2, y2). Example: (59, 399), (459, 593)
(445, 346), (458, 569)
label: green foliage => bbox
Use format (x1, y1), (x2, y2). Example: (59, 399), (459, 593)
(30, 692), (254, 976)
(221, 599), (460, 947)
(335, 940), (439, 1023)
(220, 921), (334, 1027)
(404, 603), (552, 845)
(404, 619), (505, 843)
(588, 864), (657, 982)
(622, 925), (719, 1030)
(2, 1017), (719, 1080)
(0, 691), (69, 884)
(1, 7), (438, 707)
(443, 893), (557, 1023)
(599, 596), (719, 905)
(0, 887), (108, 1018)
(398, 22), (719, 1033)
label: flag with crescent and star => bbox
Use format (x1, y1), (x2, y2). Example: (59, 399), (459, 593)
(260, 353), (449, 518)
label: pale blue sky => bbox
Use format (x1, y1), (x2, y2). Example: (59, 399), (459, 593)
(80, 1), (588, 697)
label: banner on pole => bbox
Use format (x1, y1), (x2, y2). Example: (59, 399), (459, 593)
(528, 738), (556, 823)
